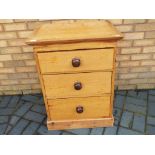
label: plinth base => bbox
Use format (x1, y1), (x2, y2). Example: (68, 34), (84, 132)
(47, 116), (114, 130)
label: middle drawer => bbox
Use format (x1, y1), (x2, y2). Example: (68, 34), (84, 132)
(43, 72), (112, 99)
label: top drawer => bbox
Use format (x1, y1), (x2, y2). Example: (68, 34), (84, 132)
(37, 48), (114, 74)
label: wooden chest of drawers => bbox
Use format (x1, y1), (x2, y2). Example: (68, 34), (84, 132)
(27, 20), (122, 130)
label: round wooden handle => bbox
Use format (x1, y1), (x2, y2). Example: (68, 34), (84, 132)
(74, 82), (82, 90)
(72, 58), (80, 67)
(76, 106), (84, 113)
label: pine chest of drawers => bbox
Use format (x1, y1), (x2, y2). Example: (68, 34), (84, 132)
(27, 20), (123, 130)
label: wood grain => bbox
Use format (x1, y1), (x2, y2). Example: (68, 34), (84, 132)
(37, 48), (114, 74)
(47, 117), (114, 130)
(26, 20), (123, 45)
(48, 96), (111, 121)
(43, 72), (112, 99)
(110, 47), (117, 116)
(34, 41), (116, 52)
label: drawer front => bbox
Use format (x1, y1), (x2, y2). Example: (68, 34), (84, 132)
(48, 96), (111, 121)
(43, 72), (112, 99)
(37, 48), (114, 74)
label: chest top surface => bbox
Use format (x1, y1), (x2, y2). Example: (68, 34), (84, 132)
(26, 20), (123, 46)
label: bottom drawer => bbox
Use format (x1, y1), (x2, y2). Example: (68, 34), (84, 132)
(48, 96), (111, 121)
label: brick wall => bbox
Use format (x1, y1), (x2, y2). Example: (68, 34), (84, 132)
(0, 19), (155, 95)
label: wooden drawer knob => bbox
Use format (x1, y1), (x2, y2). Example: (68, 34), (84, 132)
(74, 82), (82, 90)
(72, 58), (80, 67)
(76, 106), (84, 113)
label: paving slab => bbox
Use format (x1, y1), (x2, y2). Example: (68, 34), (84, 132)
(148, 95), (155, 102)
(66, 128), (91, 135)
(9, 115), (20, 125)
(9, 119), (29, 135)
(115, 90), (127, 96)
(148, 102), (155, 116)
(113, 107), (122, 126)
(113, 108), (122, 117)
(0, 96), (12, 108)
(120, 111), (133, 128)
(114, 118), (119, 126)
(137, 91), (148, 100)
(5, 125), (12, 134)
(23, 111), (45, 123)
(148, 90), (155, 96)
(8, 96), (20, 108)
(127, 90), (138, 97)
(114, 95), (125, 109)
(0, 124), (7, 134)
(62, 131), (75, 135)
(0, 108), (14, 115)
(37, 125), (48, 135)
(104, 126), (117, 135)
(31, 104), (46, 114)
(22, 122), (40, 135)
(38, 98), (44, 105)
(146, 125), (155, 135)
(15, 102), (33, 116)
(124, 103), (146, 115)
(21, 95), (40, 103)
(90, 127), (104, 135)
(132, 114), (145, 132)
(0, 90), (154, 135)
(147, 116), (155, 125)
(0, 116), (9, 123)
(118, 127), (141, 135)
(47, 130), (62, 135)
(126, 96), (147, 107)
(37, 125), (62, 135)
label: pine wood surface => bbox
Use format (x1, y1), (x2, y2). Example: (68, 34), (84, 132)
(48, 96), (111, 121)
(47, 117), (114, 130)
(37, 48), (114, 74)
(27, 20), (123, 45)
(43, 72), (112, 99)
(34, 41), (116, 52)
